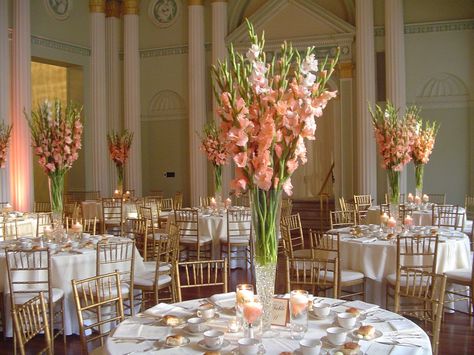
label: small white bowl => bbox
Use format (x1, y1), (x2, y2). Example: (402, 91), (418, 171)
(337, 312), (357, 329)
(312, 303), (331, 318)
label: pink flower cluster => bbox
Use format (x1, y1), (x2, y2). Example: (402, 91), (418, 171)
(29, 100), (83, 175)
(214, 41), (338, 196)
(411, 121), (438, 165)
(107, 130), (133, 167)
(371, 103), (416, 171)
(200, 121), (227, 166)
(0, 122), (12, 168)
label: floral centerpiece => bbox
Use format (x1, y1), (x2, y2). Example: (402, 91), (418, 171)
(409, 108), (439, 197)
(212, 20), (338, 331)
(370, 102), (416, 206)
(200, 120), (228, 199)
(27, 99), (83, 233)
(0, 121), (12, 169)
(107, 130), (133, 195)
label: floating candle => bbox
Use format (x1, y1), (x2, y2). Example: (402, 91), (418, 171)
(225, 198), (232, 208)
(387, 217), (397, 228)
(414, 196), (421, 205)
(404, 215), (413, 226)
(380, 213), (389, 224)
(71, 222), (83, 233)
(210, 197), (217, 208)
(422, 194), (429, 203)
(243, 300), (263, 324)
(407, 193), (414, 202)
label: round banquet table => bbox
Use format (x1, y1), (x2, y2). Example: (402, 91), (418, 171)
(366, 205), (466, 226)
(332, 226), (471, 307)
(106, 293), (432, 354)
(0, 236), (146, 337)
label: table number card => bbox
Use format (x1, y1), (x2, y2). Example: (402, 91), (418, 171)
(271, 298), (289, 326)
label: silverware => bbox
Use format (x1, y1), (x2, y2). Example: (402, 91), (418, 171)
(376, 340), (422, 347)
(112, 338), (147, 344)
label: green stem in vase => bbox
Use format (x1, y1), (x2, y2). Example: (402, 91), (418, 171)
(214, 164), (222, 195)
(415, 164), (424, 192)
(387, 169), (400, 205)
(117, 165), (124, 194)
(48, 172), (65, 214)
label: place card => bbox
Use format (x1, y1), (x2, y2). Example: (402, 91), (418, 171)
(271, 298), (289, 326)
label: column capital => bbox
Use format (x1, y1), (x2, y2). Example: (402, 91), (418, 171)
(106, 0), (121, 18)
(89, 0), (106, 13)
(338, 62), (353, 79)
(189, 0), (204, 5)
(123, 0), (139, 15)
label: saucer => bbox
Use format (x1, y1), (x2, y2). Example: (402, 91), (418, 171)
(350, 329), (383, 341)
(163, 336), (190, 348)
(332, 320), (362, 330)
(182, 324), (210, 335)
(321, 335), (349, 348)
(198, 338), (230, 351)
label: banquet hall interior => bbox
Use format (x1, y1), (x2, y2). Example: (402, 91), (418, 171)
(0, 0), (473, 354)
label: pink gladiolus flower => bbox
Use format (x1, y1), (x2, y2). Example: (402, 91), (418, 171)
(234, 152), (248, 168)
(283, 178), (293, 195)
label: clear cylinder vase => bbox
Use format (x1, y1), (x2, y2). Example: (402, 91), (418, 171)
(250, 187), (282, 335)
(387, 170), (400, 224)
(415, 164), (424, 198)
(48, 173), (65, 243)
(117, 165), (124, 195)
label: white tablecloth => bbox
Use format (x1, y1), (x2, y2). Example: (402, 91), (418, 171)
(106, 294), (432, 354)
(0, 239), (146, 336)
(0, 217), (37, 239)
(334, 227), (471, 307)
(366, 205), (466, 226)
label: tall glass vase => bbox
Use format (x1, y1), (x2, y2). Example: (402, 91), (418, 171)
(250, 187), (282, 335)
(48, 173), (65, 242)
(387, 170), (400, 221)
(214, 165), (223, 205)
(415, 164), (424, 198)
(117, 165), (124, 194)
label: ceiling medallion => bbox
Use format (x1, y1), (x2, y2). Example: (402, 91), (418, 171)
(149, 0), (180, 28)
(44, 0), (72, 21)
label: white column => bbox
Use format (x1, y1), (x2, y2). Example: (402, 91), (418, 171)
(123, 0), (142, 197)
(10, 0), (33, 211)
(211, 0), (232, 199)
(188, 0), (208, 207)
(106, 0), (122, 192)
(355, 0), (377, 201)
(385, 0), (407, 194)
(0, 0), (11, 203)
(90, 0), (110, 197)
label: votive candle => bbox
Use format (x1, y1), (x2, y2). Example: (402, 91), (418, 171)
(210, 197), (217, 208)
(225, 198), (231, 208)
(422, 194), (429, 203)
(407, 193), (414, 202)
(404, 215), (413, 226)
(380, 213), (389, 224)
(414, 196), (421, 205)
(387, 217), (397, 228)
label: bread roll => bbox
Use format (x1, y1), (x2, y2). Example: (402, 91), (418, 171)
(163, 315), (181, 326)
(166, 335), (184, 346)
(346, 307), (360, 316)
(356, 324), (375, 339)
(340, 342), (360, 355)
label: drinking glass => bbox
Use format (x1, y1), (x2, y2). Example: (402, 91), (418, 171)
(242, 295), (263, 339)
(236, 284), (254, 330)
(289, 289), (309, 339)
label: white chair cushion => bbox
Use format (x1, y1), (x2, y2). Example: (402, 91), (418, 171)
(386, 273), (431, 286)
(445, 268), (472, 283)
(181, 235), (212, 244)
(340, 270), (365, 283)
(9, 288), (64, 305)
(143, 261), (172, 274)
(219, 237), (250, 244)
(463, 220), (472, 235)
(134, 272), (172, 287)
(149, 232), (168, 240)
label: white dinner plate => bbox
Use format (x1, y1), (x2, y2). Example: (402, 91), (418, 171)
(350, 329), (383, 341)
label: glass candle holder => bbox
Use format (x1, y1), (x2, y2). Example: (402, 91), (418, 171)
(236, 284), (254, 330)
(289, 290), (309, 340)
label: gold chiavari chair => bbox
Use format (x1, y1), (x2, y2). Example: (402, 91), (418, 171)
(199, 196), (214, 208)
(464, 195), (474, 248)
(12, 292), (52, 355)
(34, 202), (51, 213)
(285, 256), (339, 297)
(338, 197), (354, 212)
(160, 198), (174, 212)
(386, 234), (439, 310)
(3, 219), (19, 240)
(82, 217), (98, 235)
(379, 203), (390, 217)
(173, 191), (183, 210)
(133, 225), (179, 310)
(353, 194), (372, 224)
(233, 193), (250, 208)
(65, 190), (100, 204)
(71, 272), (124, 354)
(426, 193), (447, 205)
(394, 268), (447, 355)
(174, 209), (212, 261)
(127, 218), (153, 261)
(281, 198), (293, 218)
(36, 212), (53, 238)
(310, 231), (365, 300)
(63, 202), (79, 221)
(432, 204), (462, 230)
(140, 205), (166, 238)
(280, 213), (310, 258)
(398, 204), (413, 221)
(443, 256), (474, 316)
(96, 240), (135, 316)
(149, 190), (164, 198)
(144, 197), (166, 229)
(220, 208), (253, 289)
(5, 248), (66, 351)
(329, 210), (356, 230)
(174, 259), (228, 302)
(101, 198), (124, 236)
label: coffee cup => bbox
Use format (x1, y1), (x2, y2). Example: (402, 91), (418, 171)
(197, 303), (216, 320)
(187, 317), (206, 333)
(326, 327), (347, 345)
(203, 329), (224, 349)
(238, 338), (260, 355)
(312, 302), (331, 318)
(299, 339), (322, 355)
(337, 312), (357, 329)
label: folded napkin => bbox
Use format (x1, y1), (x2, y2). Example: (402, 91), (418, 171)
(361, 341), (422, 355)
(209, 292), (236, 309)
(144, 303), (193, 318)
(388, 319), (416, 332)
(343, 300), (379, 313)
(111, 322), (169, 340)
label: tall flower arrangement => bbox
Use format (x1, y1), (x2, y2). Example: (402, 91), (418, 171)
(200, 120), (228, 196)
(212, 20), (338, 330)
(0, 121), (12, 169)
(409, 108), (439, 197)
(107, 130), (133, 194)
(370, 102), (415, 205)
(27, 99), (83, 217)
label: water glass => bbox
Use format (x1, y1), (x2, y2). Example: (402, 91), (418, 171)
(289, 289), (308, 339)
(236, 284), (254, 329)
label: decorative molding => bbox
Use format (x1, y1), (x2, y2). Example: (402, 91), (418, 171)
(143, 89), (186, 121)
(31, 35), (91, 56)
(148, 0), (180, 28)
(415, 72), (471, 108)
(44, 0), (72, 21)
(139, 43), (211, 58)
(375, 19), (474, 37)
